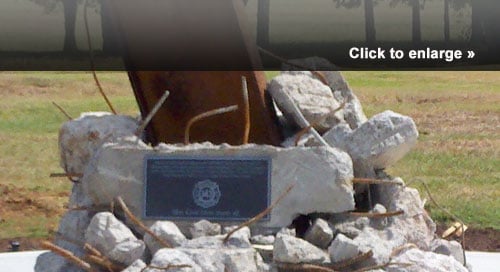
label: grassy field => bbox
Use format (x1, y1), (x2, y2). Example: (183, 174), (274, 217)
(0, 71), (498, 240)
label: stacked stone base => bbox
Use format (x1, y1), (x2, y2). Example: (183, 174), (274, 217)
(36, 66), (470, 272)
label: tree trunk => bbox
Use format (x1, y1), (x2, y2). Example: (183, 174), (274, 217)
(62, 0), (78, 52)
(444, 0), (449, 41)
(411, 0), (421, 43)
(364, 0), (376, 44)
(100, 0), (119, 54)
(257, 0), (270, 48)
(471, 0), (485, 42)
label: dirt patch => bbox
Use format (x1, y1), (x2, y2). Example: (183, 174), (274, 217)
(414, 111), (499, 136)
(0, 184), (68, 217)
(0, 184), (68, 243)
(0, 72), (132, 100)
(412, 110), (500, 155)
(416, 138), (499, 155)
(436, 224), (500, 252)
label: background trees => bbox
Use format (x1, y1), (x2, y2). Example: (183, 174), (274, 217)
(29, 0), (117, 53)
(332, 0), (378, 44)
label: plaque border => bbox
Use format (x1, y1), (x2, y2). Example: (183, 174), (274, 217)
(142, 154), (272, 221)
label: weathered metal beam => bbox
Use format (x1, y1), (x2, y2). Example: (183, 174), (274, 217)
(128, 71), (283, 145)
(107, 0), (283, 145)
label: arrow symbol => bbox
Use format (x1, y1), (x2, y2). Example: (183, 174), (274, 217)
(467, 51), (475, 59)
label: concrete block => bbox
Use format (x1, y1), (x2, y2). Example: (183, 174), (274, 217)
(304, 218), (334, 249)
(85, 212), (145, 266)
(324, 110), (418, 170)
(82, 141), (354, 230)
(190, 220), (221, 238)
(274, 234), (330, 264)
(144, 221), (187, 254)
(58, 113), (138, 175)
(268, 74), (344, 132)
(328, 233), (361, 263)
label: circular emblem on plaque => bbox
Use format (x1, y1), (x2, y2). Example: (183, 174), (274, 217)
(192, 179), (221, 209)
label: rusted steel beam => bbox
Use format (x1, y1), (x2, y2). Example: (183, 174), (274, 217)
(129, 71), (282, 145)
(107, 0), (283, 145)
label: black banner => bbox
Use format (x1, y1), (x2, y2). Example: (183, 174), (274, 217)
(1, 0), (499, 70)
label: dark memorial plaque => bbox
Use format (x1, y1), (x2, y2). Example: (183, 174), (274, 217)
(143, 155), (271, 221)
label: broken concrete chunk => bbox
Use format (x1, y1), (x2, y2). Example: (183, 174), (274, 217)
(35, 238), (86, 272)
(68, 182), (93, 208)
(281, 57), (367, 129)
(309, 70), (369, 129)
(273, 234), (330, 264)
(56, 210), (92, 246)
(223, 225), (251, 238)
(34, 252), (82, 272)
(85, 212), (145, 266)
(224, 227), (252, 248)
(222, 248), (262, 272)
(370, 203), (389, 229)
(182, 236), (224, 249)
(190, 220), (222, 238)
(121, 259), (147, 272)
(350, 110), (418, 169)
(353, 227), (406, 266)
(330, 215), (369, 239)
(325, 72), (368, 129)
(250, 235), (275, 245)
(181, 233), (251, 250)
(277, 228), (296, 237)
(376, 184), (436, 250)
(324, 110), (418, 170)
(176, 248), (262, 272)
(431, 239), (465, 265)
(328, 233), (361, 263)
(253, 244), (274, 263)
(304, 218), (334, 249)
(281, 131), (317, 148)
(58, 113), (138, 175)
(268, 73), (344, 132)
(144, 221), (187, 254)
(178, 249), (224, 271)
(145, 248), (201, 272)
(372, 203), (387, 214)
(321, 123), (352, 149)
(389, 248), (468, 272)
(83, 142), (354, 230)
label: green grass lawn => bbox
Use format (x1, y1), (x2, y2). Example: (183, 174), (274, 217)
(0, 71), (498, 240)
(343, 71), (499, 229)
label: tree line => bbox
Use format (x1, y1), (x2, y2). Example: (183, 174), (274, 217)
(32, 0), (500, 52)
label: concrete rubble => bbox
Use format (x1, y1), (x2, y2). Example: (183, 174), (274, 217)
(144, 221), (187, 254)
(282, 57), (367, 129)
(389, 248), (468, 272)
(328, 233), (363, 263)
(250, 235), (275, 245)
(273, 234), (330, 264)
(303, 218), (334, 249)
(190, 220), (222, 238)
(431, 239), (466, 265)
(85, 212), (146, 266)
(268, 73), (344, 133)
(58, 112), (138, 175)
(323, 110), (419, 173)
(121, 260), (147, 272)
(35, 69), (470, 272)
